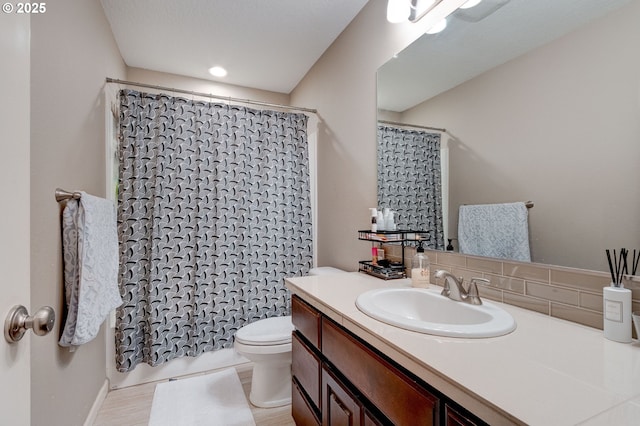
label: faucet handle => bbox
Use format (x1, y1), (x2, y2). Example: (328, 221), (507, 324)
(471, 277), (490, 286)
(467, 278), (490, 305)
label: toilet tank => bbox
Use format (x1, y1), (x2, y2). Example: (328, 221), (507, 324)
(308, 267), (345, 276)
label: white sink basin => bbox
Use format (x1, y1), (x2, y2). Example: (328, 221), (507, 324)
(356, 287), (516, 338)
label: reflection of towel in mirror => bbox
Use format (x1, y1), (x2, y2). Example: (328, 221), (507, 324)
(59, 192), (123, 348)
(458, 202), (531, 262)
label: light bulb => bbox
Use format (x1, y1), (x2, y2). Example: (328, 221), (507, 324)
(459, 0), (482, 9)
(387, 0), (411, 23)
(426, 18), (447, 34)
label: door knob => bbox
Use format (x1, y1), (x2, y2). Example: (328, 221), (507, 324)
(4, 305), (55, 343)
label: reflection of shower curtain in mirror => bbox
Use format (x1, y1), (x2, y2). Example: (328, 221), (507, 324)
(377, 125), (444, 250)
(115, 89), (313, 372)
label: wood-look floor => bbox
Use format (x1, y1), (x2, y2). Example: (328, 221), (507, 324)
(93, 363), (295, 426)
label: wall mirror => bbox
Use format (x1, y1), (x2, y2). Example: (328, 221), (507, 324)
(377, 0), (640, 272)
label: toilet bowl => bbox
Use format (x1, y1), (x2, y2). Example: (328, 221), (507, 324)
(233, 266), (345, 408)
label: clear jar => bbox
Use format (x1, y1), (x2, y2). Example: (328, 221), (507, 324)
(411, 243), (430, 288)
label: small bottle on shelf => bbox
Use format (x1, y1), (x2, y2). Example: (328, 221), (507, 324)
(377, 211), (385, 231)
(370, 208), (378, 232)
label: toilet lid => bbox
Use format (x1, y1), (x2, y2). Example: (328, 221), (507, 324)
(235, 316), (294, 346)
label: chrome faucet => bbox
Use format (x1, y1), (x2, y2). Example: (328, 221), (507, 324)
(435, 270), (467, 302)
(435, 270), (489, 305)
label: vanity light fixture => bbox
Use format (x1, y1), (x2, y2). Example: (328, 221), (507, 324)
(425, 18), (447, 34)
(208, 66), (228, 78)
(409, 0), (440, 23)
(459, 0), (482, 9)
(387, 0), (483, 25)
(386, 0), (412, 23)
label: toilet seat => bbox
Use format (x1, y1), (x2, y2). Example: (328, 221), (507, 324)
(235, 316), (293, 346)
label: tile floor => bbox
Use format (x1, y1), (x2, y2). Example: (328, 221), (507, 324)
(93, 363), (295, 426)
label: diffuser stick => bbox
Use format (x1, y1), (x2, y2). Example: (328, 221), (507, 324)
(614, 249), (621, 286)
(606, 249), (616, 284)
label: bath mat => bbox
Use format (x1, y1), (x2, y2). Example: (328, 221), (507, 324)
(148, 368), (256, 426)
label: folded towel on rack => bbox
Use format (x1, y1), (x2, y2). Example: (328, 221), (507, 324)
(59, 192), (123, 348)
(458, 202), (531, 262)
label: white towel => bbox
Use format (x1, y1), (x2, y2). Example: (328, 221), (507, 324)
(458, 202), (531, 262)
(59, 192), (123, 348)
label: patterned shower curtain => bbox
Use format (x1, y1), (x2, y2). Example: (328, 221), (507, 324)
(115, 89), (313, 372)
(377, 125), (444, 250)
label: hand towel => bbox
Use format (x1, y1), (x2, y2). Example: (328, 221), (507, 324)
(59, 192), (123, 347)
(458, 202), (531, 262)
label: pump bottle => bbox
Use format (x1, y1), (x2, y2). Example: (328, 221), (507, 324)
(411, 241), (430, 288)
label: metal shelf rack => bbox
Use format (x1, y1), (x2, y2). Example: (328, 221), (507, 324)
(357, 230), (430, 280)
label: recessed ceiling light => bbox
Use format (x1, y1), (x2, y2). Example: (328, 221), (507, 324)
(208, 66), (227, 77)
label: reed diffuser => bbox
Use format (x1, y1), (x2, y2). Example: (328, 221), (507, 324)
(603, 248), (632, 343)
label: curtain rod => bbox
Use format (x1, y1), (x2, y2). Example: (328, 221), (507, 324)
(378, 120), (446, 133)
(105, 77), (318, 115)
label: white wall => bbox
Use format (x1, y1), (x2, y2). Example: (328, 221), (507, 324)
(401, 0), (640, 271)
(126, 67), (291, 106)
(290, 0), (466, 270)
(30, 0), (126, 424)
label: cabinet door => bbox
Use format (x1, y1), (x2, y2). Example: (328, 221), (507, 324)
(363, 410), (389, 426)
(445, 404), (483, 426)
(322, 366), (362, 426)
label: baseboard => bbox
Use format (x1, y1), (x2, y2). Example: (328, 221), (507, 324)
(84, 379), (109, 426)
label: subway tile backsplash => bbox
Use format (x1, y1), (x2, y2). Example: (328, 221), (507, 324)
(386, 246), (640, 331)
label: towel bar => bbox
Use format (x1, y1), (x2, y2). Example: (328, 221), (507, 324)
(55, 188), (82, 202)
(463, 201), (534, 209)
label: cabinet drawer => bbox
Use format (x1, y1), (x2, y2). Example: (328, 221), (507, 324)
(322, 318), (439, 426)
(292, 295), (322, 348)
(293, 377), (321, 426)
(292, 331), (322, 410)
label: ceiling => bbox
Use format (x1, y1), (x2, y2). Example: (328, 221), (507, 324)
(377, 0), (633, 112)
(100, 0), (369, 94)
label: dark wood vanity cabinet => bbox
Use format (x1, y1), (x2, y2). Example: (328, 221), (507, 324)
(291, 295), (487, 426)
(445, 405), (483, 426)
(322, 365), (364, 425)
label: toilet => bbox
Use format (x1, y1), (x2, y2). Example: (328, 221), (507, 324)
(234, 266), (345, 408)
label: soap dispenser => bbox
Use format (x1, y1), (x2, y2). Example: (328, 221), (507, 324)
(411, 241), (430, 288)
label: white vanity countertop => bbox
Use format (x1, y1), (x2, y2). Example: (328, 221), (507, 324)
(285, 272), (640, 426)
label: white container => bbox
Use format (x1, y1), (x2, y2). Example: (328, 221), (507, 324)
(370, 208), (378, 232)
(377, 211), (385, 231)
(603, 285), (632, 343)
(378, 248), (385, 261)
(386, 211), (396, 231)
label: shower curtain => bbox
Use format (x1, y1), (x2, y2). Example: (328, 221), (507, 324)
(115, 89), (313, 372)
(377, 125), (444, 250)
